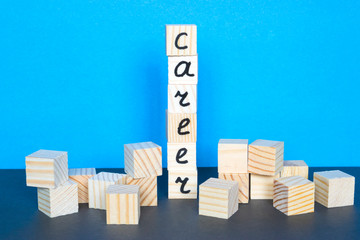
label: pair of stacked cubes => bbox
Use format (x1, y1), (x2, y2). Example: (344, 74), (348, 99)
(166, 24), (198, 199)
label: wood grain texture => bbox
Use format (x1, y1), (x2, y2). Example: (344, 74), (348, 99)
(248, 139), (284, 176)
(219, 173), (249, 203)
(126, 176), (157, 206)
(167, 112), (197, 143)
(37, 179), (78, 218)
(280, 160), (308, 179)
(26, 149), (68, 189)
(168, 84), (197, 113)
(218, 139), (248, 173)
(106, 185), (140, 225)
(168, 56), (198, 84)
(314, 170), (355, 208)
(69, 168), (96, 203)
(250, 173), (280, 199)
(167, 142), (196, 170)
(166, 24), (197, 56)
(168, 169), (197, 199)
(199, 178), (238, 219)
(273, 176), (314, 216)
(124, 142), (162, 178)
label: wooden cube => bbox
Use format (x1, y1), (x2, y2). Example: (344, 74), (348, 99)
(106, 185), (140, 225)
(69, 168), (96, 203)
(218, 139), (248, 173)
(26, 149), (68, 188)
(314, 170), (355, 208)
(168, 84), (197, 113)
(166, 24), (197, 56)
(273, 176), (314, 216)
(168, 56), (198, 84)
(37, 179), (78, 218)
(167, 112), (197, 143)
(167, 142), (196, 170)
(126, 176), (157, 206)
(199, 178), (238, 219)
(88, 172), (127, 210)
(248, 139), (284, 176)
(250, 173), (280, 199)
(168, 169), (197, 199)
(124, 142), (162, 178)
(219, 173), (249, 203)
(280, 160), (308, 179)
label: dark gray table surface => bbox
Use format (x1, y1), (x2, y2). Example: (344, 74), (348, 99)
(1, 167), (359, 240)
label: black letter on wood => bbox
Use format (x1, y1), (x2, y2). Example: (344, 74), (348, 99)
(175, 177), (190, 194)
(175, 32), (188, 50)
(176, 148), (188, 164)
(174, 61), (195, 77)
(178, 118), (190, 135)
(175, 91), (190, 107)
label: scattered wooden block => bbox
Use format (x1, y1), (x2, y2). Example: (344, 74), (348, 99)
(166, 24), (197, 56)
(314, 170), (355, 208)
(37, 179), (78, 218)
(26, 149), (68, 188)
(273, 176), (314, 216)
(219, 173), (249, 203)
(218, 139), (248, 173)
(280, 160), (308, 179)
(167, 142), (196, 170)
(168, 84), (197, 113)
(250, 173), (280, 199)
(168, 56), (198, 84)
(199, 178), (238, 219)
(88, 172), (127, 210)
(106, 185), (140, 225)
(168, 169), (197, 199)
(248, 139), (284, 176)
(126, 176), (157, 206)
(124, 142), (162, 178)
(167, 112), (197, 143)
(69, 168), (96, 203)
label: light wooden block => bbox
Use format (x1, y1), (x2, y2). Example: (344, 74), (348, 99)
(273, 176), (314, 216)
(166, 24), (197, 56)
(280, 160), (308, 179)
(167, 112), (197, 143)
(126, 176), (157, 206)
(106, 185), (140, 225)
(219, 173), (249, 203)
(314, 170), (355, 208)
(248, 139), (284, 176)
(168, 169), (197, 199)
(168, 84), (197, 113)
(199, 178), (238, 219)
(26, 149), (68, 189)
(124, 142), (162, 178)
(37, 179), (78, 218)
(168, 56), (198, 84)
(88, 172), (127, 210)
(218, 139), (248, 173)
(167, 142), (196, 170)
(69, 168), (96, 203)
(250, 173), (280, 199)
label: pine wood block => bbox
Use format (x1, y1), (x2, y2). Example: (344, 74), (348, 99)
(248, 139), (284, 176)
(106, 185), (140, 225)
(26, 149), (68, 189)
(126, 176), (157, 206)
(199, 178), (238, 219)
(69, 168), (96, 203)
(168, 169), (197, 199)
(167, 112), (197, 143)
(124, 142), (162, 178)
(37, 179), (78, 218)
(314, 170), (355, 208)
(218, 139), (248, 173)
(88, 172), (127, 210)
(273, 176), (314, 216)
(168, 56), (198, 85)
(166, 24), (197, 56)
(280, 160), (308, 179)
(167, 142), (196, 170)
(168, 84), (197, 113)
(250, 173), (280, 199)
(219, 173), (249, 203)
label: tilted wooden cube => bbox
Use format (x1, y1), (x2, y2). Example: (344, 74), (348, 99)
(250, 173), (280, 199)
(314, 170), (355, 208)
(168, 169), (197, 199)
(248, 139), (284, 176)
(166, 24), (197, 56)
(126, 175), (157, 206)
(273, 176), (314, 216)
(199, 178), (238, 219)
(166, 112), (197, 143)
(26, 149), (68, 188)
(124, 142), (162, 178)
(219, 173), (249, 203)
(168, 84), (197, 113)
(106, 185), (140, 225)
(167, 142), (196, 170)
(69, 168), (96, 203)
(280, 160), (308, 179)
(37, 179), (78, 218)
(168, 56), (198, 85)
(88, 172), (127, 210)
(218, 139), (248, 173)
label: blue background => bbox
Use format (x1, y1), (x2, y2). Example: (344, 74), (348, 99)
(1, 1), (359, 169)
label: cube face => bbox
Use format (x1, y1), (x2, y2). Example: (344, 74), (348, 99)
(168, 84), (197, 113)
(218, 139), (248, 173)
(250, 174), (280, 199)
(167, 112), (197, 143)
(280, 160), (308, 179)
(166, 25), (197, 56)
(248, 139), (284, 176)
(126, 176), (157, 206)
(219, 173), (249, 203)
(168, 170), (197, 199)
(69, 168), (96, 203)
(167, 142), (196, 170)
(168, 56), (198, 84)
